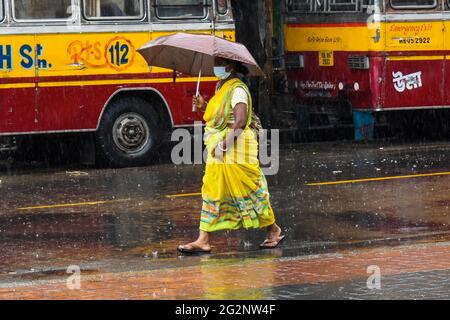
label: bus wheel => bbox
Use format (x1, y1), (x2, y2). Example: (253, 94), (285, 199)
(95, 97), (161, 167)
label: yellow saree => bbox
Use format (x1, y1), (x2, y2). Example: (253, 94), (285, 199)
(200, 78), (275, 232)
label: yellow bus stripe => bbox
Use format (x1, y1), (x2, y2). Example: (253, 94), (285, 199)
(284, 21), (449, 52)
(39, 76), (218, 88)
(306, 171), (450, 186)
(0, 77), (218, 90)
(387, 55), (445, 61)
(0, 83), (35, 89)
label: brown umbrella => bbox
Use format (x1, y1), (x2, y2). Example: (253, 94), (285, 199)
(138, 33), (264, 111)
(137, 32), (265, 77)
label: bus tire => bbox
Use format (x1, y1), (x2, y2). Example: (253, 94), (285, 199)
(95, 96), (161, 167)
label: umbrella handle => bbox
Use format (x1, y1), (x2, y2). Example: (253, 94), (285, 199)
(192, 68), (202, 112)
(195, 68), (202, 96)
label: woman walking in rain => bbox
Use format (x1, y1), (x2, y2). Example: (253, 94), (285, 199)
(177, 57), (284, 254)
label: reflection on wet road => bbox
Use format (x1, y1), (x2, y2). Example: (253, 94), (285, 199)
(1, 140), (450, 299)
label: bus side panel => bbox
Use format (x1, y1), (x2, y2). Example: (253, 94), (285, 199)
(382, 19), (444, 109)
(369, 56), (385, 110)
(284, 22), (381, 110)
(443, 19), (450, 106)
(149, 80), (217, 125)
(36, 32), (148, 131)
(34, 30), (229, 132)
(382, 57), (444, 109)
(285, 15), (449, 111)
(34, 80), (217, 131)
(0, 35), (37, 134)
(37, 84), (101, 130)
(0, 87), (37, 133)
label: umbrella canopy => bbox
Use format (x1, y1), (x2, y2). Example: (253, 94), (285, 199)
(137, 32), (265, 77)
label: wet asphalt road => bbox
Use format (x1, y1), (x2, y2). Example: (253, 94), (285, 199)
(1, 139), (450, 299)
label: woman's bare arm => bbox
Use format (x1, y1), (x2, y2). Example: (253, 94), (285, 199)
(222, 103), (248, 149)
(230, 103), (248, 130)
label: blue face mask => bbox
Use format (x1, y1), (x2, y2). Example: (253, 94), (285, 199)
(213, 66), (231, 80)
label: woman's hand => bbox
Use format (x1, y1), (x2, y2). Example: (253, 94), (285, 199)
(192, 94), (207, 111)
(212, 147), (223, 161)
(211, 141), (226, 161)
(218, 103), (247, 154)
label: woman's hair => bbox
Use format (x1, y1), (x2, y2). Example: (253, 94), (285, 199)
(221, 59), (249, 76)
(225, 59), (249, 76)
(235, 61), (249, 76)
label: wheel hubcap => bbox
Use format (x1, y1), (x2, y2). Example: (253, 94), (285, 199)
(112, 113), (150, 155)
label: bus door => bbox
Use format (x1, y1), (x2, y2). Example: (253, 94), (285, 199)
(35, 0), (150, 132)
(0, 0), (38, 134)
(384, 0), (444, 110)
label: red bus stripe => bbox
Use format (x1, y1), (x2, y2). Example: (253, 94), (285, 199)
(0, 77), (35, 85)
(287, 22), (368, 28)
(37, 71), (174, 83)
(285, 50), (450, 57)
(0, 71), (194, 85)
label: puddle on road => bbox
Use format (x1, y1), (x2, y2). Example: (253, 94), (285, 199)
(3, 141), (450, 294)
(0, 213), (117, 242)
(333, 210), (449, 234)
(13, 268), (99, 281)
(1, 203), (450, 278)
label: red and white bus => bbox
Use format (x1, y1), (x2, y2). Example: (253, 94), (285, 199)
(283, 0), (450, 138)
(0, 0), (234, 166)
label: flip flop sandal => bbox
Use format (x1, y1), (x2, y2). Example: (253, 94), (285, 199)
(259, 235), (286, 249)
(177, 245), (211, 255)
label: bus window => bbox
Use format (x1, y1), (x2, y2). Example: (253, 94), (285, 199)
(83, 0), (144, 19)
(216, 0), (227, 15)
(391, 0), (436, 9)
(286, 0), (311, 12)
(154, 0), (208, 20)
(13, 0), (73, 20)
(0, 0), (3, 21)
(329, 0), (360, 11)
(287, 0), (375, 12)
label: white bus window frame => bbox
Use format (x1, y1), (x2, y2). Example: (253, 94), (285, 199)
(153, 0), (209, 20)
(287, 0), (375, 13)
(82, 0), (146, 21)
(287, 0), (311, 12)
(216, 0), (228, 15)
(390, 0), (437, 10)
(0, 0), (4, 22)
(11, 0), (75, 22)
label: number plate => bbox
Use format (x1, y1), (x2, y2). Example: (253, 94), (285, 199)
(319, 51), (334, 67)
